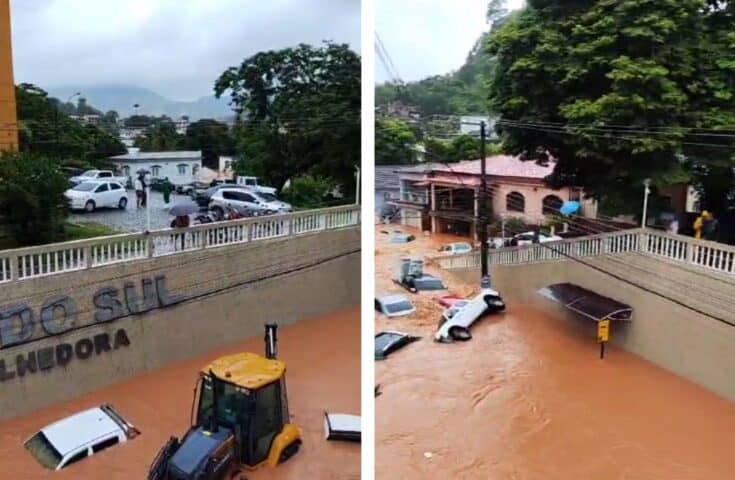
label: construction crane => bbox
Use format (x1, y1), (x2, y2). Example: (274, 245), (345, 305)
(148, 323), (301, 480)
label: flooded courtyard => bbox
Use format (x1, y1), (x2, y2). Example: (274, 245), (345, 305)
(0, 308), (360, 480)
(376, 228), (735, 479)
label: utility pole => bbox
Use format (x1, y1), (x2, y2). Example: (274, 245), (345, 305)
(355, 165), (361, 205)
(479, 121), (489, 278)
(641, 178), (651, 228)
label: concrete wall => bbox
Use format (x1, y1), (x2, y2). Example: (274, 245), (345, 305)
(0, 227), (360, 420)
(450, 260), (735, 403)
(0, 0), (18, 151)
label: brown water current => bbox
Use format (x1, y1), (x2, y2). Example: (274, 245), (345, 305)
(376, 228), (735, 479)
(0, 308), (360, 480)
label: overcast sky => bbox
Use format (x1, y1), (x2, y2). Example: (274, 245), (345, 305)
(9, 0), (361, 100)
(376, 0), (524, 84)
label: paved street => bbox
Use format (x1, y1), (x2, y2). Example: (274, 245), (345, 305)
(68, 190), (199, 233)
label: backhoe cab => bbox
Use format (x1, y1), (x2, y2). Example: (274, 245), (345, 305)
(149, 324), (301, 480)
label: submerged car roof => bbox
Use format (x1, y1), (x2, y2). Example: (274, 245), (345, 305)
(41, 407), (123, 456)
(377, 294), (411, 304)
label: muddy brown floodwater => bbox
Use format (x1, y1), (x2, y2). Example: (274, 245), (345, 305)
(376, 228), (735, 479)
(0, 308), (360, 480)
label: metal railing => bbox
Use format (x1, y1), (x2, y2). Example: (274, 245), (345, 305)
(436, 228), (735, 276)
(0, 205), (360, 283)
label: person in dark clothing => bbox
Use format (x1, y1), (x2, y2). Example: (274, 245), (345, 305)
(161, 177), (172, 205)
(702, 212), (720, 241)
(138, 174), (148, 207)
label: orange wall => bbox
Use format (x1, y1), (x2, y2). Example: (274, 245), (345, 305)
(0, 0), (17, 152)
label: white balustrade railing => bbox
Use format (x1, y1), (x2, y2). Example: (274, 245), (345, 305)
(437, 227), (735, 276)
(0, 205), (360, 283)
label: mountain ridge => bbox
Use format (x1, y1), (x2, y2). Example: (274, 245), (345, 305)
(45, 84), (234, 120)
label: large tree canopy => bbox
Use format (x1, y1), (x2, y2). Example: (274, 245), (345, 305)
(214, 42), (360, 194)
(375, 119), (417, 165)
(15, 84), (126, 167)
(488, 0), (735, 212)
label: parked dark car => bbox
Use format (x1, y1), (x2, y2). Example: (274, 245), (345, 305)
(149, 178), (170, 192)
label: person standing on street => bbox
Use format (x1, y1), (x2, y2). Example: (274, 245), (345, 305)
(693, 211), (708, 239)
(134, 175), (144, 208)
(162, 177), (172, 207)
(703, 212), (720, 242)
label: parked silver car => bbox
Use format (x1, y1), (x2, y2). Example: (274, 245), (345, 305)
(208, 188), (292, 219)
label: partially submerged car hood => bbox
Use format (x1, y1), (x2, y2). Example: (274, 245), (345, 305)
(324, 413), (361, 443)
(375, 331), (419, 360)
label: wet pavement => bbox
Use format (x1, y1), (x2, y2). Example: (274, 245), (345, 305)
(0, 308), (360, 480)
(376, 227), (735, 479)
(68, 190), (198, 233)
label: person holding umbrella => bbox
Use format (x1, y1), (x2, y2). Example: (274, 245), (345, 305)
(168, 201), (200, 251)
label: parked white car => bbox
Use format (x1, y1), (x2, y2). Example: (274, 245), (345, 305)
(235, 176), (277, 195)
(69, 170), (127, 186)
(438, 242), (473, 255)
(508, 231), (563, 247)
(24, 404), (139, 471)
(209, 188), (291, 218)
(65, 181), (128, 212)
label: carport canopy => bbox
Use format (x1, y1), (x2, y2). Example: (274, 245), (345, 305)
(538, 283), (633, 322)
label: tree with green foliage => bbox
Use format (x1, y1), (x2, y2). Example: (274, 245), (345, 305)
(15, 84), (126, 167)
(215, 42), (360, 196)
(283, 174), (333, 209)
(182, 119), (234, 168)
(488, 0), (735, 214)
(135, 121), (183, 152)
(375, 119), (417, 165)
(0, 152), (69, 246)
(424, 135), (503, 163)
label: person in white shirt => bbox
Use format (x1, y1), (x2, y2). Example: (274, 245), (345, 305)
(134, 176), (144, 208)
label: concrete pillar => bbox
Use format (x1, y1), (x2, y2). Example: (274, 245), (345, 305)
(399, 179), (405, 201)
(430, 183), (436, 212)
(449, 189), (453, 208)
(474, 189), (479, 218)
(0, 0), (18, 152)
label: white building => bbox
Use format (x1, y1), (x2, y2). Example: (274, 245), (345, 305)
(109, 150), (202, 187)
(218, 155), (234, 178)
(175, 117), (190, 135)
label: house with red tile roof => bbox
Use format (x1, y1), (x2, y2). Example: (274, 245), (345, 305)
(391, 155), (598, 238)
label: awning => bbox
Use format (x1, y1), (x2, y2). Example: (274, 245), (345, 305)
(538, 283), (633, 321)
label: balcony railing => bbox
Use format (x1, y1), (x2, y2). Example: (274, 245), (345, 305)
(0, 205), (360, 283)
(436, 228), (735, 277)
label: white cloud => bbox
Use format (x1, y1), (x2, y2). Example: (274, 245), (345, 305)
(375, 0), (524, 84)
(9, 0), (361, 100)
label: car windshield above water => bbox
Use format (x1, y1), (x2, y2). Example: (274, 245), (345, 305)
(24, 432), (62, 470)
(72, 182), (98, 192)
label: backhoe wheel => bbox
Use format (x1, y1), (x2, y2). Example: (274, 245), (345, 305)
(278, 440), (301, 465)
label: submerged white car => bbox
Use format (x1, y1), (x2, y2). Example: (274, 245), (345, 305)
(24, 404), (139, 471)
(438, 242), (473, 255)
(435, 279), (505, 342)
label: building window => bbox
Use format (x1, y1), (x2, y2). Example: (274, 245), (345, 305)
(178, 164), (188, 175)
(192, 165), (199, 176)
(224, 161), (232, 170)
(122, 166), (130, 177)
(506, 191), (525, 213)
(542, 195), (564, 215)
(151, 165), (161, 177)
